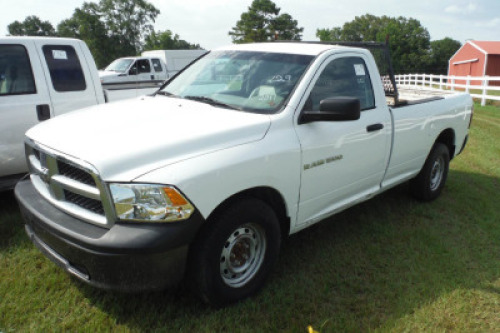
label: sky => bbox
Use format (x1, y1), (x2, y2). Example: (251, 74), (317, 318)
(1, 0), (499, 50)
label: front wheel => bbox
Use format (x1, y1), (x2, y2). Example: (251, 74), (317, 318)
(410, 143), (450, 201)
(189, 198), (281, 306)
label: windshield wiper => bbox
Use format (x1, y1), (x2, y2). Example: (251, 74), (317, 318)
(183, 95), (240, 110)
(155, 91), (177, 97)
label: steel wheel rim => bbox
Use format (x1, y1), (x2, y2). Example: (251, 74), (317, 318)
(220, 223), (266, 288)
(430, 155), (445, 191)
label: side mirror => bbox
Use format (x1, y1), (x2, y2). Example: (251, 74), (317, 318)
(299, 97), (361, 124)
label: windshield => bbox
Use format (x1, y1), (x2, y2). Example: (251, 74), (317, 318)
(105, 59), (134, 73)
(159, 50), (314, 114)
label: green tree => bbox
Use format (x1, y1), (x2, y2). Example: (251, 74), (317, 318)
(427, 38), (461, 74)
(229, 0), (303, 43)
(271, 13), (302, 41)
(57, 0), (159, 68)
(316, 27), (341, 42)
(99, 0), (159, 55)
(316, 14), (431, 74)
(143, 30), (202, 51)
(57, 2), (118, 68)
(8, 15), (56, 36)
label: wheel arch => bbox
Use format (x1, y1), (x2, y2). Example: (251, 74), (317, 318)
(204, 186), (290, 238)
(435, 128), (456, 159)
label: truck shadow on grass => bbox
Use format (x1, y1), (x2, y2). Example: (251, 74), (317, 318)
(72, 169), (500, 331)
(2, 169), (499, 331)
(0, 189), (27, 251)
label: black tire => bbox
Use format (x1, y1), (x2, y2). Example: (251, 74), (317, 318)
(189, 198), (281, 307)
(410, 143), (450, 201)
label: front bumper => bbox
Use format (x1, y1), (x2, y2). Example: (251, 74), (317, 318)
(15, 180), (205, 292)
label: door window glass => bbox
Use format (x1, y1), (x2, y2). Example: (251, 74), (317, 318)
(306, 57), (375, 111)
(136, 59), (151, 73)
(42, 45), (86, 92)
(0, 44), (36, 96)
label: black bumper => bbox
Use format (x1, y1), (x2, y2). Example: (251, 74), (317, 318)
(15, 180), (205, 292)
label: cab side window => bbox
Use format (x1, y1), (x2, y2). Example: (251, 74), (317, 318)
(305, 57), (375, 111)
(0, 44), (36, 96)
(42, 45), (86, 92)
(136, 59), (151, 73)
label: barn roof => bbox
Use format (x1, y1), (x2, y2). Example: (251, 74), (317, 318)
(469, 41), (500, 55)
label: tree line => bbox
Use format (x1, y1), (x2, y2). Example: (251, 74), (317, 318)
(7, 0), (460, 74)
(7, 0), (201, 68)
(229, 1), (461, 74)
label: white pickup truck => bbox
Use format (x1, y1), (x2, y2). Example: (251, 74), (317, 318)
(0, 36), (165, 191)
(0, 36), (105, 190)
(99, 56), (168, 88)
(15, 42), (473, 306)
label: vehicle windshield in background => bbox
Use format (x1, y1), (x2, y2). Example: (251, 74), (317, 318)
(160, 51), (314, 114)
(105, 59), (133, 72)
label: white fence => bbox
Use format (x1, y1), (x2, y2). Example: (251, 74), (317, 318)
(394, 74), (500, 106)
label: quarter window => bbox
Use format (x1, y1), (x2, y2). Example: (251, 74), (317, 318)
(42, 45), (86, 92)
(306, 57), (375, 111)
(0, 44), (36, 96)
(151, 59), (162, 72)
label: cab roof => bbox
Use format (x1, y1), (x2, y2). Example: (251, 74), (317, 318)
(214, 42), (349, 56)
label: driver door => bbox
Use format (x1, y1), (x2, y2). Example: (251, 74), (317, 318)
(295, 53), (391, 226)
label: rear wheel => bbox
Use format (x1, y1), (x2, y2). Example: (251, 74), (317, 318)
(410, 143), (450, 201)
(189, 198), (281, 306)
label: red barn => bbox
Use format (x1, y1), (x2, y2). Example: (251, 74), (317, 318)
(448, 40), (500, 86)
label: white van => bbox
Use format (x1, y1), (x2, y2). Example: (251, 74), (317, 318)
(0, 36), (105, 190)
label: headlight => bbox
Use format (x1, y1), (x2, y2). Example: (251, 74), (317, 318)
(109, 183), (194, 222)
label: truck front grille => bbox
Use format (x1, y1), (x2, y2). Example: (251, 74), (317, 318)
(58, 161), (97, 187)
(25, 141), (113, 227)
(63, 190), (105, 215)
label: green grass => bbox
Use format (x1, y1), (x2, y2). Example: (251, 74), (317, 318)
(1, 104), (499, 332)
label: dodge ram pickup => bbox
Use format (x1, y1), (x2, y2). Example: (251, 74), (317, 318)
(15, 42), (473, 306)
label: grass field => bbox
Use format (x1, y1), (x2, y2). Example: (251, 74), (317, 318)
(1, 104), (499, 332)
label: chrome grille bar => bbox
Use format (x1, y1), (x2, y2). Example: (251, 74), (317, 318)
(51, 175), (101, 200)
(25, 140), (114, 228)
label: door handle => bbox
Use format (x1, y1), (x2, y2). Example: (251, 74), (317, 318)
(36, 104), (51, 121)
(366, 123), (384, 132)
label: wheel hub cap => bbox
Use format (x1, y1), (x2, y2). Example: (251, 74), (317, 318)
(220, 223), (266, 288)
(430, 156), (444, 191)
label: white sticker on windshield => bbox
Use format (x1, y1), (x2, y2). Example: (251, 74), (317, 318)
(354, 64), (366, 76)
(271, 74), (292, 82)
(52, 50), (68, 60)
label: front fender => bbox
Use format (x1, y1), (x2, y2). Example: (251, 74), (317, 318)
(134, 128), (301, 230)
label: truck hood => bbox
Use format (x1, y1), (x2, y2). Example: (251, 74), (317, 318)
(98, 70), (120, 82)
(26, 96), (271, 181)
